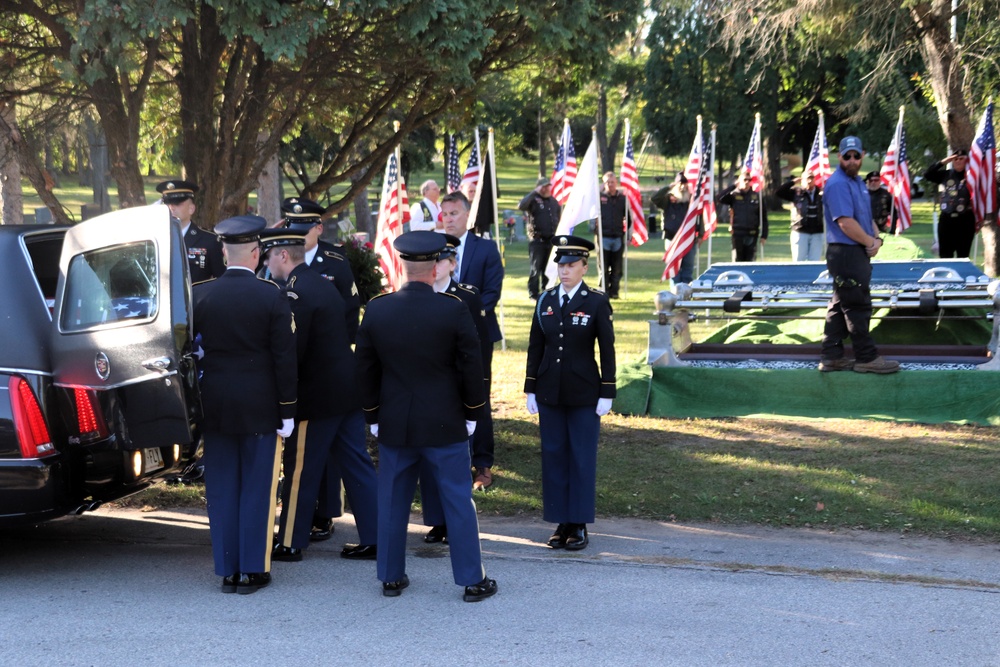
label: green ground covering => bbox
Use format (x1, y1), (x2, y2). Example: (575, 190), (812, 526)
(28, 156), (1000, 540)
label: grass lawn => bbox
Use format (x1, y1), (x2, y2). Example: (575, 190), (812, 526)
(30, 159), (1000, 542)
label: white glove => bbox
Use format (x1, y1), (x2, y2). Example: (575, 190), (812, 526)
(276, 418), (294, 438)
(526, 393), (538, 415)
(466, 420), (477, 437)
(596, 398), (613, 417)
(370, 423), (379, 438)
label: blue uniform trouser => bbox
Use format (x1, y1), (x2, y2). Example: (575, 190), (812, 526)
(202, 432), (281, 576)
(538, 404), (600, 524)
(377, 441), (485, 586)
(419, 435), (472, 526)
(277, 410), (377, 549)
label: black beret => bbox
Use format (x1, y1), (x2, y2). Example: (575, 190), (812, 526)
(393, 230), (446, 261)
(215, 215), (267, 244)
(156, 179), (198, 203)
(552, 235), (595, 264)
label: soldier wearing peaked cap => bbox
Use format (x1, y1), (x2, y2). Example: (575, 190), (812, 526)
(279, 197), (361, 342)
(278, 196), (362, 542)
(156, 179), (225, 283)
(419, 234), (491, 545)
(193, 214), (298, 595)
(524, 235), (616, 552)
(924, 148), (976, 258)
(354, 230), (498, 602)
(259, 228), (378, 565)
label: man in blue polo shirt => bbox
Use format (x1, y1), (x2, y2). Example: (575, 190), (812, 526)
(819, 136), (900, 374)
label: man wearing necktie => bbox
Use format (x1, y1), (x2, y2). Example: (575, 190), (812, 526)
(439, 192), (504, 491)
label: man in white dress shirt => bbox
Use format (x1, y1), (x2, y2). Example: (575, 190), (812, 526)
(409, 180), (442, 232)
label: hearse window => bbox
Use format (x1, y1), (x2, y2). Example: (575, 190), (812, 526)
(60, 242), (158, 331)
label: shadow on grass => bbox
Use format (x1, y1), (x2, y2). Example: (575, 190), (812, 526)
(488, 416), (1000, 540)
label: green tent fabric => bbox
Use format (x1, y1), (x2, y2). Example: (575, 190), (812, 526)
(612, 359), (1000, 425)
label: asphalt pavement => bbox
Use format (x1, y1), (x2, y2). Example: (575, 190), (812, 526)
(3, 507), (1000, 666)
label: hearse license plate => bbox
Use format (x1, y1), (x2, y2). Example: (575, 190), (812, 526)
(143, 448), (164, 472)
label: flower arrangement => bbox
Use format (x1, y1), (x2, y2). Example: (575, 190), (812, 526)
(342, 237), (384, 304)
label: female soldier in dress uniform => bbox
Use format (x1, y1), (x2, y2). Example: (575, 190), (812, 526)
(524, 236), (616, 551)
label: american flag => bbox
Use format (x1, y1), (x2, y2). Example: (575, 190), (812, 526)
(743, 114), (764, 192)
(460, 131), (480, 193)
(620, 127), (648, 246)
(663, 137), (711, 281)
(374, 152), (410, 291)
(551, 121), (577, 205)
(683, 120), (704, 193)
(968, 101), (996, 226)
(446, 134), (462, 194)
(682, 120), (717, 237)
(880, 111), (912, 234)
(803, 114), (833, 189)
(700, 134), (718, 237)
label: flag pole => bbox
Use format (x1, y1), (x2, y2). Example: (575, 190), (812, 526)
(889, 106), (904, 236)
(635, 132), (653, 176)
(623, 119), (632, 298)
(487, 128), (506, 350)
(705, 124), (717, 274)
(753, 113), (764, 260)
(591, 126), (606, 292)
(393, 120), (404, 236)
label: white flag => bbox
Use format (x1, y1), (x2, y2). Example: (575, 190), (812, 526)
(545, 133), (600, 289)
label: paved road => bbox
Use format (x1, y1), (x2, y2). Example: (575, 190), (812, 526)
(3, 508), (1000, 666)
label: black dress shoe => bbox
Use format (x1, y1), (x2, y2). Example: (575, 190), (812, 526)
(309, 518), (335, 542)
(237, 572), (271, 595)
(167, 462), (205, 485)
(424, 525), (448, 544)
(547, 523), (568, 549)
(463, 576), (498, 602)
(341, 544), (377, 560)
(382, 574), (409, 597)
(564, 524), (589, 551)
(221, 574), (239, 594)
(271, 545), (303, 562)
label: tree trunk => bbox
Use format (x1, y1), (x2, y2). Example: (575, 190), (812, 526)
(351, 167), (373, 240)
(0, 98), (23, 225)
(255, 133), (281, 225)
(0, 98), (70, 225)
(44, 140), (58, 189)
(60, 131), (72, 177)
(910, 2), (974, 149)
(77, 128), (89, 187)
(537, 90), (547, 177)
(88, 78), (148, 209)
(597, 85), (610, 173)
(85, 115), (112, 214)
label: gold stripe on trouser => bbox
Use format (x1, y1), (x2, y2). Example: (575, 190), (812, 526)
(264, 433), (283, 572)
(280, 421), (309, 548)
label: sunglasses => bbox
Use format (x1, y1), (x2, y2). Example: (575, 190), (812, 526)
(842, 152), (862, 161)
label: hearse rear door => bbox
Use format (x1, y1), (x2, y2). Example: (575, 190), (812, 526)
(51, 205), (196, 448)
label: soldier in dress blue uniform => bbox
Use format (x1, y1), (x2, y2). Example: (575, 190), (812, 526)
(524, 235), (616, 551)
(280, 197), (362, 542)
(156, 180), (226, 283)
(355, 231), (498, 602)
(193, 215), (298, 594)
(421, 234), (490, 544)
(259, 228), (378, 564)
